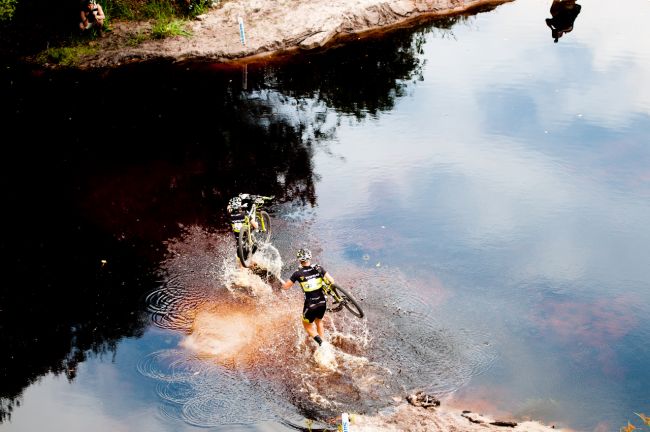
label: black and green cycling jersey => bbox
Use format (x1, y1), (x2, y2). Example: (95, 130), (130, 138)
(290, 264), (328, 323)
(290, 264), (327, 301)
(229, 209), (247, 234)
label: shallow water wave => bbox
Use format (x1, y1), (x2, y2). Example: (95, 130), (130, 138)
(146, 226), (239, 332)
(324, 262), (497, 397)
(157, 401), (184, 424)
(178, 373), (282, 427)
(311, 341), (394, 403)
(136, 346), (291, 426)
(142, 224), (497, 428)
(286, 324), (394, 418)
(137, 349), (198, 382)
(140, 225), (384, 426)
(156, 379), (196, 405)
(147, 285), (202, 331)
(374, 311), (498, 396)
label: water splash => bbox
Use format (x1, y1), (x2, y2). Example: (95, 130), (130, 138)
(313, 341), (338, 371)
(251, 241), (284, 277)
(223, 265), (274, 298)
(180, 309), (257, 358)
(140, 224), (496, 428)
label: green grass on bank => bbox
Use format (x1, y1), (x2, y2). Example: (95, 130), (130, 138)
(0, 0), (215, 66)
(151, 18), (192, 39)
(36, 43), (100, 67)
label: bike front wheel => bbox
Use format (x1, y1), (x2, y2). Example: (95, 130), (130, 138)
(256, 210), (272, 244)
(237, 225), (254, 267)
(330, 284), (364, 318)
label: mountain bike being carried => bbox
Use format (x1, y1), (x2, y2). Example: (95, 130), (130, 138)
(227, 193), (273, 268)
(281, 248), (364, 348)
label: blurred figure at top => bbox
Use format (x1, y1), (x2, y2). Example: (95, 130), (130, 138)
(545, 0), (582, 43)
(80, 0), (105, 35)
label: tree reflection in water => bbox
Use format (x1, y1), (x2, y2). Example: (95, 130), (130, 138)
(0, 9), (481, 423)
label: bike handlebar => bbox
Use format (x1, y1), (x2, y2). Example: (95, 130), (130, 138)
(245, 196), (274, 217)
(254, 195), (274, 204)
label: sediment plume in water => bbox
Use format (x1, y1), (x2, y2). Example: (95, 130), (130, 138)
(141, 225), (384, 427)
(140, 224), (555, 431)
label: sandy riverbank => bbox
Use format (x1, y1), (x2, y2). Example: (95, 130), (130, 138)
(65, 0), (513, 69)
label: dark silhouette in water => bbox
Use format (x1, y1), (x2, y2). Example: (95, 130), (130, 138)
(0, 12), (469, 422)
(0, 61), (321, 422)
(545, 0), (582, 43)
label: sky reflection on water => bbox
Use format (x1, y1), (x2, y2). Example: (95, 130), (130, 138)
(309, 0), (650, 429)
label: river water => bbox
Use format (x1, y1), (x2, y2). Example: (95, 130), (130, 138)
(1, 0), (649, 431)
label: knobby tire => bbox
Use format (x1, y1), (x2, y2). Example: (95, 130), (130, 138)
(331, 284), (364, 318)
(237, 225), (253, 267)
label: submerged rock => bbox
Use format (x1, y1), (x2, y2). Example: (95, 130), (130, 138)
(406, 391), (441, 409)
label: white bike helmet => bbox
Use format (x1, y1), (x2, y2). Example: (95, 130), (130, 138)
(296, 248), (312, 262)
(228, 196), (242, 211)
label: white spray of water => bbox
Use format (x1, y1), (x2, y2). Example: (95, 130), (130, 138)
(180, 310), (256, 358)
(221, 242), (284, 298)
(148, 225), (389, 424)
(223, 264), (274, 298)
(251, 242), (283, 277)
(313, 341), (338, 371)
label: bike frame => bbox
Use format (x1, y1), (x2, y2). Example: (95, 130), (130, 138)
(236, 196), (273, 267)
(244, 203), (258, 229)
(243, 196), (272, 232)
(322, 280), (365, 318)
(322, 280), (343, 302)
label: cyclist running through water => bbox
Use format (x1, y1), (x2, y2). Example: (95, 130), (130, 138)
(227, 194), (259, 266)
(281, 248), (336, 347)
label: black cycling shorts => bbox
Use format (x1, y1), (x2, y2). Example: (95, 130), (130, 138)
(302, 298), (326, 323)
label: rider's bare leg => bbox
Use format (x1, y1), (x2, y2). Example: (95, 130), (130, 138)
(302, 319), (325, 346)
(303, 320), (317, 338)
(303, 320), (323, 345)
(314, 318), (324, 338)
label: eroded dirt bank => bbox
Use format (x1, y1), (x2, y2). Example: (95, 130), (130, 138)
(75, 0), (513, 69)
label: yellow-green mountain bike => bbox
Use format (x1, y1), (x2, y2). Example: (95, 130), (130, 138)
(237, 195), (273, 267)
(323, 279), (364, 319)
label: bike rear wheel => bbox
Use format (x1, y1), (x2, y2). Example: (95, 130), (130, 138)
(330, 284), (364, 318)
(237, 225), (254, 267)
(256, 210), (272, 243)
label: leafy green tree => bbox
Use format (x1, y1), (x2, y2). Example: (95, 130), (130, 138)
(0, 0), (17, 22)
